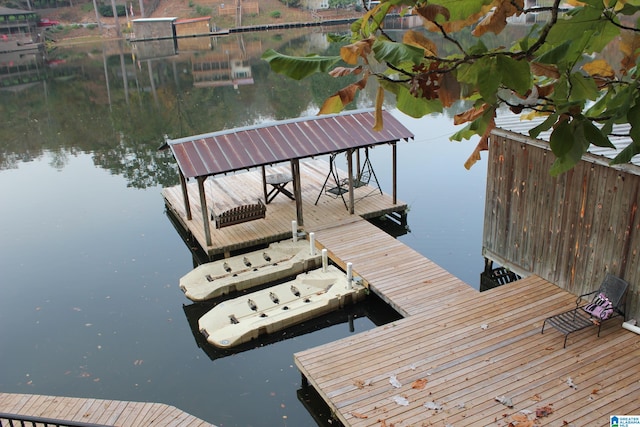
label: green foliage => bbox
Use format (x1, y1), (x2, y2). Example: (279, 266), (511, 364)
(328, 0), (355, 9)
(270, 10), (281, 18)
(98, 4), (126, 17)
(194, 5), (212, 16)
(263, 0), (640, 172)
(262, 49), (341, 80)
(278, 0), (300, 7)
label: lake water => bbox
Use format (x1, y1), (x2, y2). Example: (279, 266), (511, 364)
(0, 28), (487, 426)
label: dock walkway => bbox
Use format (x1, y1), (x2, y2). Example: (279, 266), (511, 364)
(298, 219), (640, 426)
(0, 393), (214, 426)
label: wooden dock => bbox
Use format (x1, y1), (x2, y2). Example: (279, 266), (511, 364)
(0, 393), (214, 426)
(162, 159), (407, 257)
(6, 158), (638, 426)
(296, 218), (640, 426)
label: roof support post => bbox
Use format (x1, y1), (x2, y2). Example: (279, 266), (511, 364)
(179, 170), (192, 220)
(347, 149), (355, 214)
(197, 176), (212, 247)
(291, 159), (304, 226)
(261, 165), (268, 204)
(392, 142), (397, 205)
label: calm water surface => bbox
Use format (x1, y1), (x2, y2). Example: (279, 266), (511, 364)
(0, 28), (487, 426)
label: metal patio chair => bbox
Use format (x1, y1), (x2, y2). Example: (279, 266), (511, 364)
(541, 273), (629, 348)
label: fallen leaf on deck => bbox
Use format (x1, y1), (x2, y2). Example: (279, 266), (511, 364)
(389, 375), (402, 388)
(351, 412), (368, 419)
(424, 401), (443, 411)
(392, 395), (409, 406)
(411, 378), (428, 389)
(495, 396), (514, 408)
(566, 377), (577, 389)
(511, 413), (529, 422)
(530, 393), (542, 401)
(536, 406), (554, 417)
(354, 379), (365, 389)
(481, 324), (489, 330)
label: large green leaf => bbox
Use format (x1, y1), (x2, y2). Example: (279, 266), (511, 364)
(578, 116), (614, 148)
(549, 118), (591, 176)
(497, 56), (532, 96)
(373, 40), (425, 66)
(549, 119), (574, 157)
(529, 113), (558, 139)
(612, 141), (640, 164)
(475, 57), (500, 104)
(426, 0), (493, 22)
(261, 49), (340, 80)
(547, 5), (619, 54)
(569, 72), (599, 103)
(457, 57), (499, 104)
(535, 41), (572, 66)
(383, 82), (443, 117)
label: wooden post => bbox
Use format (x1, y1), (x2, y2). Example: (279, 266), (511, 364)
(197, 176), (212, 247)
(392, 142), (397, 205)
(179, 170), (192, 220)
(347, 149), (355, 214)
(261, 165), (268, 204)
(291, 159), (304, 226)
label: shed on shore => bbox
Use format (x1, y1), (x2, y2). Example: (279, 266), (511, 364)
(484, 116), (639, 320)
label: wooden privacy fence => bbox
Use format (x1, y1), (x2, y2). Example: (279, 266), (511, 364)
(483, 128), (640, 320)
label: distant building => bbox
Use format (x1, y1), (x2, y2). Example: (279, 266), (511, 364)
(0, 6), (40, 53)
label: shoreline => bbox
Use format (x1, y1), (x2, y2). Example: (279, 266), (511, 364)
(128, 16), (357, 42)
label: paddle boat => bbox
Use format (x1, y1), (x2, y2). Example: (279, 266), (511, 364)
(198, 264), (367, 348)
(180, 238), (322, 302)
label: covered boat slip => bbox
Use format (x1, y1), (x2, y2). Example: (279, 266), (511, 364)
(162, 109), (414, 258)
(163, 158), (408, 257)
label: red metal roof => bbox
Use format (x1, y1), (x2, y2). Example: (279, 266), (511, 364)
(166, 109), (414, 179)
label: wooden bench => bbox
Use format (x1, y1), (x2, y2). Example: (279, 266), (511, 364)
(210, 200), (266, 229)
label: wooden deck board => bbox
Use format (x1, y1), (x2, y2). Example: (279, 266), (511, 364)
(0, 393), (215, 426)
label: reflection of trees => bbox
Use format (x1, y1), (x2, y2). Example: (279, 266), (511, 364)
(0, 29), (368, 187)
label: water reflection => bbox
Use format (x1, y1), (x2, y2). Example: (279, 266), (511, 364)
(0, 27), (356, 188)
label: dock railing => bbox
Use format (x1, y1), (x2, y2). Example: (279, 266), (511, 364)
(0, 411), (111, 427)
